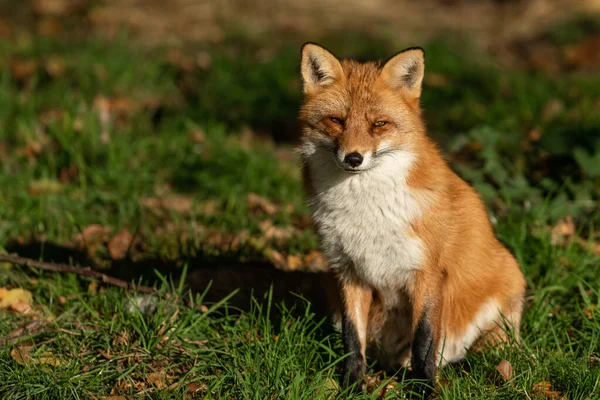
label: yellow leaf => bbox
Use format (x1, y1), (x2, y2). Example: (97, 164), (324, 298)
(39, 352), (62, 366)
(0, 288), (33, 314)
(10, 345), (33, 366)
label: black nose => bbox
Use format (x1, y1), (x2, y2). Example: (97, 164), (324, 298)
(344, 152), (363, 168)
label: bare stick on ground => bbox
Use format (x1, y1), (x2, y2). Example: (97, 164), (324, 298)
(0, 253), (155, 293)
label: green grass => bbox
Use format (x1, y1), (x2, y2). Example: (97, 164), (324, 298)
(1, 21), (600, 399)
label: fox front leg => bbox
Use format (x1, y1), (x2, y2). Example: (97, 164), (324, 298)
(411, 300), (442, 398)
(340, 281), (372, 390)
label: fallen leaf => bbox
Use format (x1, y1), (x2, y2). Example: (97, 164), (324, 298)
(39, 351), (62, 366)
(532, 381), (562, 399)
(541, 99), (564, 122)
(108, 229), (133, 260)
(0, 288), (34, 314)
(576, 237), (600, 255)
(264, 247), (286, 269)
(287, 255), (303, 271)
(141, 194), (192, 214)
(77, 224), (111, 244)
(551, 216), (575, 245)
(321, 377), (339, 400)
(258, 220), (296, 242)
(248, 193), (278, 215)
(147, 371), (165, 389)
(564, 36), (600, 70)
(583, 305), (598, 320)
(496, 359), (513, 382)
(187, 382), (206, 394)
(10, 345), (33, 366)
(99, 349), (112, 360)
(10, 59), (38, 82)
(527, 128), (542, 142)
(189, 128), (206, 143)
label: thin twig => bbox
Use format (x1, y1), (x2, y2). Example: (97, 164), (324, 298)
(0, 253), (155, 294)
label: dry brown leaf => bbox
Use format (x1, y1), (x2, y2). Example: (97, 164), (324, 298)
(39, 352), (62, 366)
(583, 305), (598, 320)
(496, 359), (513, 382)
(0, 288), (34, 314)
(189, 128), (206, 143)
(99, 349), (113, 360)
(551, 216), (575, 245)
(108, 229), (133, 260)
(248, 193), (278, 215)
(147, 371), (165, 389)
(264, 248), (286, 269)
(527, 128), (542, 142)
(77, 224), (112, 245)
(187, 382), (206, 394)
(542, 99), (564, 122)
(287, 255), (303, 271)
(258, 220), (297, 244)
(230, 229), (250, 251)
(532, 381), (562, 399)
(576, 237), (600, 255)
(10, 59), (39, 82)
(10, 344), (33, 366)
(141, 194), (192, 214)
(564, 37), (600, 69)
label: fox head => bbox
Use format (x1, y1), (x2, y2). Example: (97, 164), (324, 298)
(298, 43), (427, 174)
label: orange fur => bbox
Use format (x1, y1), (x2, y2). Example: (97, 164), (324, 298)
(298, 43), (526, 388)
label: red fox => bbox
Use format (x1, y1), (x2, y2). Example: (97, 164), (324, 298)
(298, 43), (526, 394)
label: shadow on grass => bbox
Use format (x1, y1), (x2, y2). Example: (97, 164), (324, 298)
(5, 240), (339, 321)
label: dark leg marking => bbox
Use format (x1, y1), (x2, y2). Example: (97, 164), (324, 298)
(342, 313), (365, 390)
(411, 313), (437, 397)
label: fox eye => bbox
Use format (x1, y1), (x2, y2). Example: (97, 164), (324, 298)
(373, 121), (387, 127)
(329, 117), (343, 125)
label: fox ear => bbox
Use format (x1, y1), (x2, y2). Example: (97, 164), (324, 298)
(380, 48), (425, 99)
(301, 43), (344, 93)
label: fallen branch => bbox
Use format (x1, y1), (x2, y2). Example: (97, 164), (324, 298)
(0, 253), (155, 293)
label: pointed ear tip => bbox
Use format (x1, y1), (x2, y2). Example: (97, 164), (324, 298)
(301, 42), (321, 55)
(403, 47), (425, 60)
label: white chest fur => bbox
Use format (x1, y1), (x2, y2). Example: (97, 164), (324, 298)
(306, 147), (424, 292)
